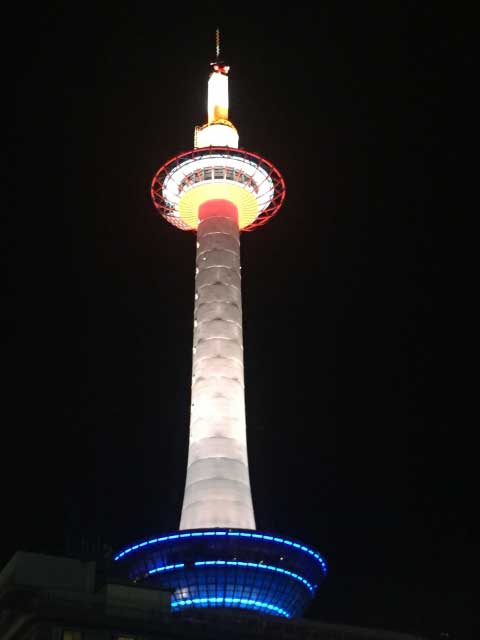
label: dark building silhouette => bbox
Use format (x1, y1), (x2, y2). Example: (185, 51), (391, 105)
(0, 551), (428, 640)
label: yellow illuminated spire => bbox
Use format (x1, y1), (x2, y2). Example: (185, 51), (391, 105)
(194, 29), (238, 148)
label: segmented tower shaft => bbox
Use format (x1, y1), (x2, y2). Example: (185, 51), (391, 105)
(179, 201), (256, 530)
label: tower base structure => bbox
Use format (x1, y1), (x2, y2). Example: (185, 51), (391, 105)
(114, 529), (327, 619)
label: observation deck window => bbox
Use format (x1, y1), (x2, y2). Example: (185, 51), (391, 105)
(178, 166), (259, 195)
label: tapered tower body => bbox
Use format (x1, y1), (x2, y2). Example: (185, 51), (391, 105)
(182, 198), (255, 530)
(115, 37), (327, 619)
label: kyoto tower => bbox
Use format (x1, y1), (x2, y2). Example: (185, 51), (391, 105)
(114, 32), (328, 619)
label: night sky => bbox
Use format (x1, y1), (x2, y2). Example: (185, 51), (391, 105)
(4, 4), (475, 639)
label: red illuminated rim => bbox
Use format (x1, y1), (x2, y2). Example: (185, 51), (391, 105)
(151, 147), (286, 232)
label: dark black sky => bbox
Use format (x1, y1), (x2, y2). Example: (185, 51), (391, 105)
(4, 3), (475, 639)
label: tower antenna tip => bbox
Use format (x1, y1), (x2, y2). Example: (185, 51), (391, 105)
(216, 27), (220, 61)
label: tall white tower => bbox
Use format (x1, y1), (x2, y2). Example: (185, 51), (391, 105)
(151, 44), (285, 529)
(115, 34), (327, 620)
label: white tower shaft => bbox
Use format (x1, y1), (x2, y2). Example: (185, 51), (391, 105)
(179, 201), (256, 530)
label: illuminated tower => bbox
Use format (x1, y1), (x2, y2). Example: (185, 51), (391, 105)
(114, 33), (327, 619)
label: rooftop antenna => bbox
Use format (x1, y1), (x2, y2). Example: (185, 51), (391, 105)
(216, 27), (220, 61)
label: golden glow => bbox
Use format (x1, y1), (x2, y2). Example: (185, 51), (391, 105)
(213, 105), (228, 121)
(178, 183), (259, 230)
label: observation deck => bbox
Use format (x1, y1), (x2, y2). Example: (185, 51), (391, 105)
(151, 147), (285, 231)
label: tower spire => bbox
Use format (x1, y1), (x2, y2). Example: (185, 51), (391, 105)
(193, 30), (237, 148)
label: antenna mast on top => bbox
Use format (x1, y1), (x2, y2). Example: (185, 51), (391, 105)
(216, 28), (220, 61)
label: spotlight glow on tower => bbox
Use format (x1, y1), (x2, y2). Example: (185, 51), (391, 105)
(115, 32), (327, 619)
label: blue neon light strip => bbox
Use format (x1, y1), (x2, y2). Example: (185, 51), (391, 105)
(148, 563), (184, 575)
(194, 560), (314, 592)
(114, 530), (327, 572)
(171, 596), (290, 618)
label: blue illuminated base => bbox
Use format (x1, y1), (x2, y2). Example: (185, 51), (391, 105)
(114, 529), (327, 619)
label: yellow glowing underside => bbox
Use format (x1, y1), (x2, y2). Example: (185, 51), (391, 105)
(178, 183), (259, 230)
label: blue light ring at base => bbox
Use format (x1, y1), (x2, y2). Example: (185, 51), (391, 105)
(193, 560), (315, 592)
(145, 561), (314, 593)
(172, 597), (290, 618)
(114, 528), (327, 586)
(114, 528), (327, 575)
(148, 563), (184, 575)
(166, 563), (310, 614)
(114, 528), (327, 619)
(133, 561), (314, 618)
